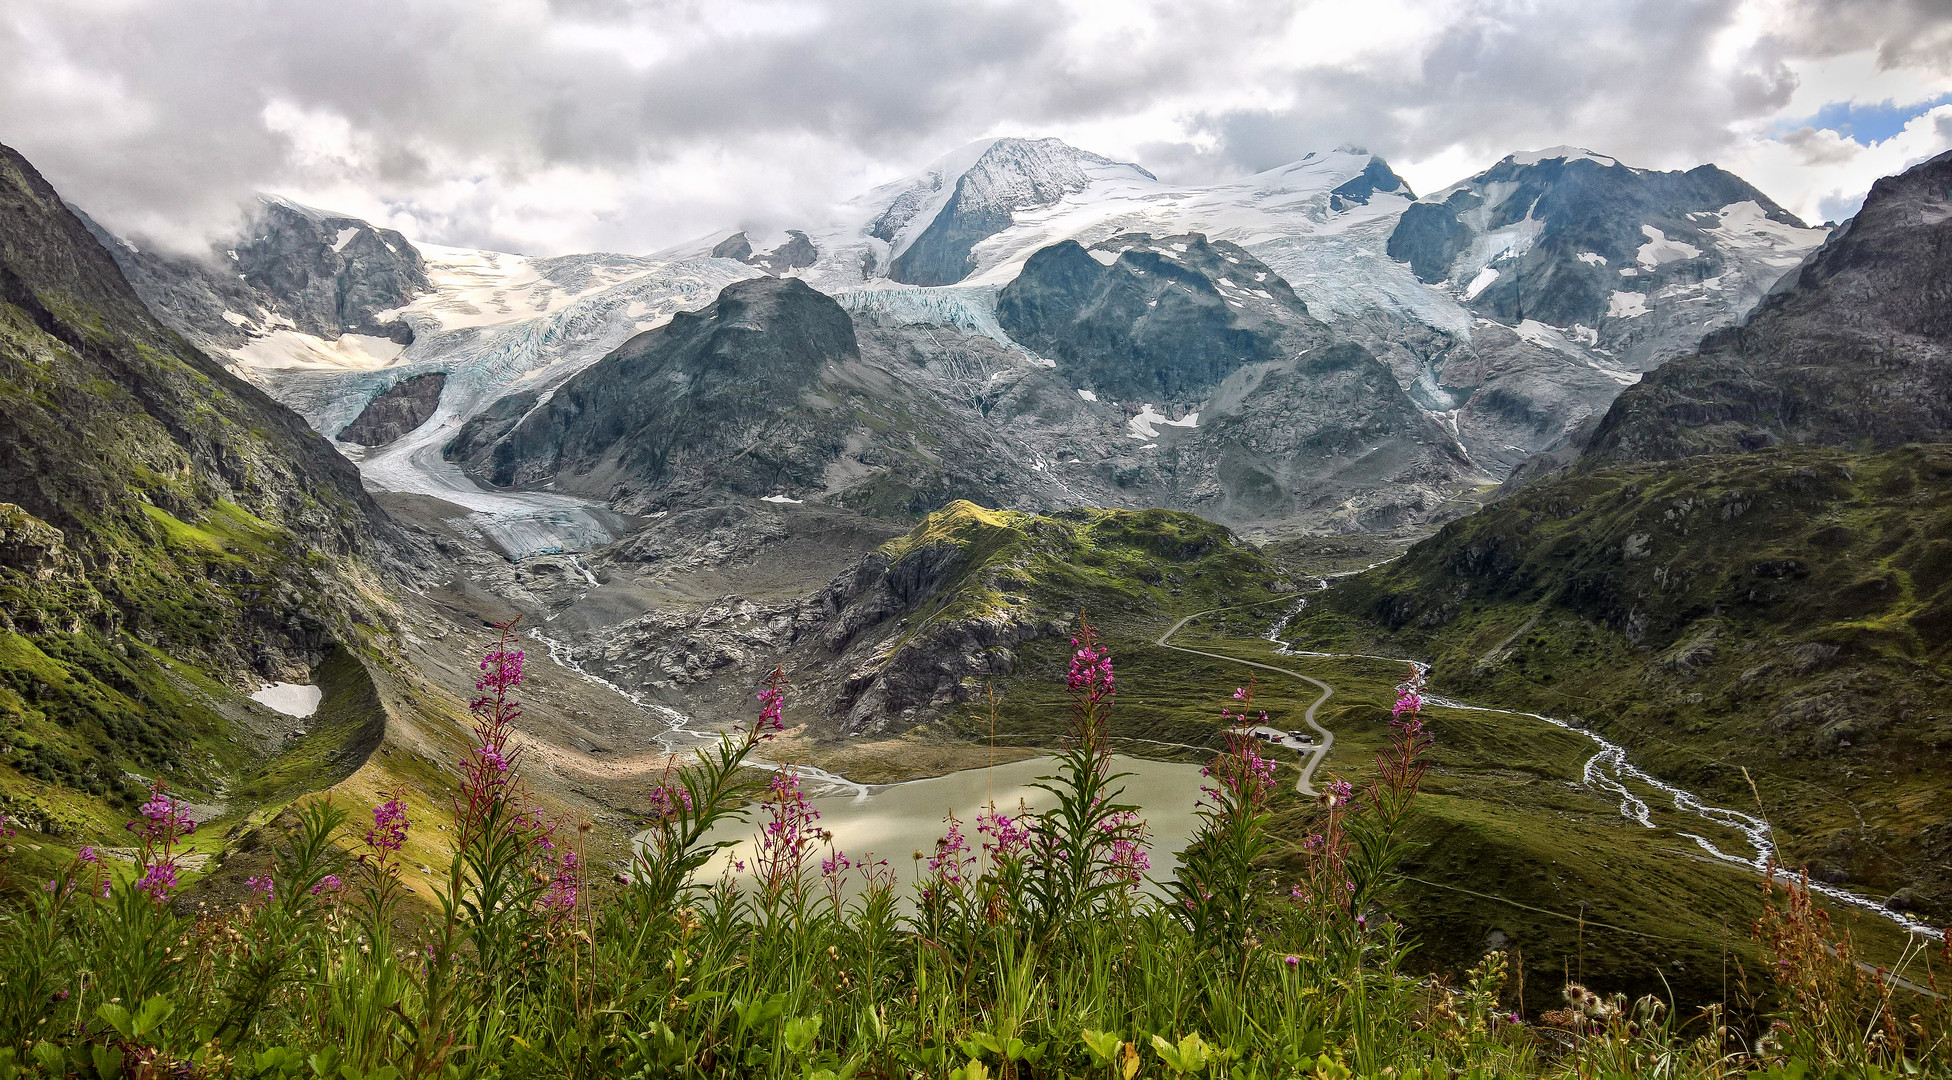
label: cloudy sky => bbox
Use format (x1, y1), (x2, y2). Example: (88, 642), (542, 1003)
(5, 0), (1952, 256)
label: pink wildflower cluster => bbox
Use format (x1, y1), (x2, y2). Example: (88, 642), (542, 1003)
(247, 875), (275, 901)
(1380, 663), (1432, 795)
(1201, 681), (1279, 813)
(476, 644), (526, 695)
(1066, 633), (1116, 704)
(925, 812), (974, 888)
(1392, 674), (1424, 721)
(312, 874), (343, 896)
(366, 797), (410, 853)
(1101, 808), (1151, 885)
(464, 625), (526, 806)
(754, 769), (822, 900)
(753, 666), (789, 740)
(125, 781), (195, 903)
(542, 849), (581, 915)
(1200, 740), (1278, 809)
(976, 801), (1038, 862)
(1318, 778), (1355, 808)
(647, 780), (693, 821)
(130, 786), (197, 844)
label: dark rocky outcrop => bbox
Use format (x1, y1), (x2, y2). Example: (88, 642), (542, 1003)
(447, 275), (857, 498)
(997, 232), (1326, 404)
(711, 229), (819, 275)
(1385, 149), (1823, 373)
(337, 371), (446, 446)
(76, 197), (427, 356)
(1328, 155), (1414, 212)
(1584, 148), (1952, 465)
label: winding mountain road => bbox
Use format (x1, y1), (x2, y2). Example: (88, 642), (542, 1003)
(1155, 606), (1334, 796)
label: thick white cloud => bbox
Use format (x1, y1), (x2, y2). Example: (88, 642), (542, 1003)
(2, 0), (1948, 254)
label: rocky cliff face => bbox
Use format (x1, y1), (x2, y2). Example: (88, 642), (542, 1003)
(444, 276), (1061, 516)
(1386, 148), (1826, 373)
(1583, 149), (1952, 466)
(338, 371), (447, 446)
(997, 233), (1325, 404)
(78, 196), (427, 357)
(0, 143), (395, 809)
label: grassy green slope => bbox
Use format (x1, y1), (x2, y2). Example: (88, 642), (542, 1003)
(1289, 444), (1952, 925)
(0, 143), (393, 850)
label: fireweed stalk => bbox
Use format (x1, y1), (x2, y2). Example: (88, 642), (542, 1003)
(1172, 679), (1280, 954)
(628, 663), (792, 932)
(410, 619), (558, 1078)
(1019, 618), (1150, 942)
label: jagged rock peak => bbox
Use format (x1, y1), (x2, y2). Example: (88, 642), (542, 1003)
(1582, 147), (1952, 465)
(1386, 144), (1826, 372)
(881, 137), (1157, 286)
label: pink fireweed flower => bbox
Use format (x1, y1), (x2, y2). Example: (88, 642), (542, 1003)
(753, 666), (789, 740)
(821, 850), (853, 877)
(542, 849), (581, 916)
(78, 846), (99, 864)
(1102, 809), (1151, 886)
(246, 875), (274, 900)
(1319, 779), (1355, 808)
(976, 801), (1037, 861)
(754, 768), (822, 899)
(1233, 686), (1249, 701)
(129, 789), (196, 842)
(1392, 667), (1427, 724)
(476, 646), (525, 693)
(1066, 637), (1115, 703)
(366, 797), (410, 853)
(135, 860), (179, 902)
(647, 781), (693, 821)
(312, 874), (343, 896)
(123, 781), (193, 903)
(927, 812), (974, 886)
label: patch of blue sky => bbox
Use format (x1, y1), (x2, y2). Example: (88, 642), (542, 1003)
(1777, 94), (1952, 146)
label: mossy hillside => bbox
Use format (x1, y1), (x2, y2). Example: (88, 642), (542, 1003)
(0, 143), (391, 851)
(1291, 444), (1952, 919)
(845, 500), (1296, 735)
(1133, 624), (1920, 1016)
(879, 500), (1286, 632)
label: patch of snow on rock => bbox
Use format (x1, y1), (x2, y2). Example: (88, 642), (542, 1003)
(252, 682), (322, 718)
(1077, 389), (1098, 402)
(1508, 146), (1619, 167)
(761, 495), (803, 504)
(1463, 267), (1499, 300)
(1608, 290), (1650, 319)
(1635, 224), (1702, 269)
(1127, 404), (1199, 439)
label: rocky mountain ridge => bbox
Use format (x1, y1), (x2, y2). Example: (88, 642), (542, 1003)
(1581, 148), (1952, 466)
(0, 142), (399, 817)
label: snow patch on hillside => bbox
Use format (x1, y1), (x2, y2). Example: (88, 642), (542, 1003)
(1635, 225), (1702, 268)
(1127, 404), (1198, 439)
